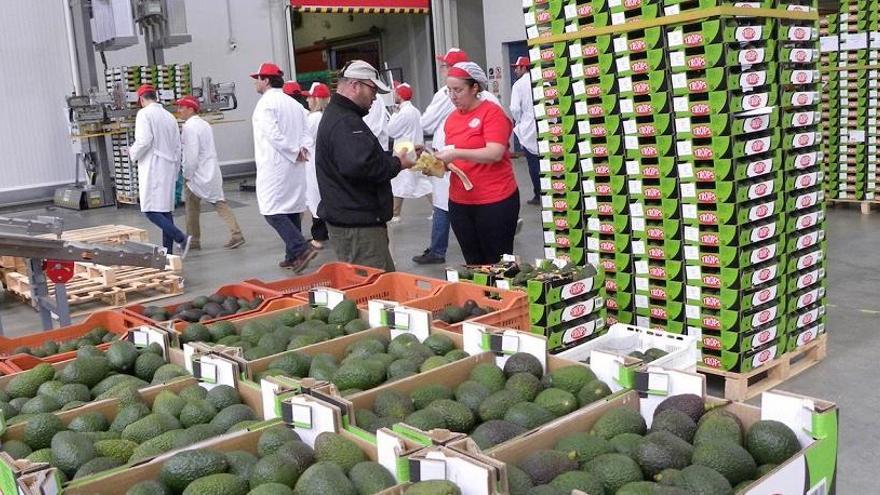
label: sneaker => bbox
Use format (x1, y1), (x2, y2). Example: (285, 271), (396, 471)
(174, 235), (193, 259)
(224, 236), (245, 249)
(515, 218), (524, 235)
(413, 252), (446, 264)
(389, 216), (402, 224)
(288, 246), (319, 273)
(527, 196), (541, 205)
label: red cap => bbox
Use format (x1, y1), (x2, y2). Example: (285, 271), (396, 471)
(512, 56), (530, 67)
(136, 84), (155, 98)
(250, 62), (283, 79)
(394, 82), (413, 101)
(304, 82), (331, 99)
(447, 66), (471, 79)
(437, 48), (469, 66)
(282, 81), (302, 96)
(175, 95), (200, 112)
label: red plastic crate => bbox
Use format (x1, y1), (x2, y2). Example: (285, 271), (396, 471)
(125, 282), (284, 325)
(331, 272), (449, 309)
(404, 282), (528, 333)
(0, 311), (146, 367)
(245, 262), (383, 297)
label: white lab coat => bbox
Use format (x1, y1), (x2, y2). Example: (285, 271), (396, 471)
(304, 110), (323, 217)
(129, 102), (181, 212)
(388, 101), (432, 199)
(363, 98), (390, 151)
(181, 115), (224, 203)
(510, 73), (539, 155)
(252, 88), (309, 216)
(420, 88), (502, 210)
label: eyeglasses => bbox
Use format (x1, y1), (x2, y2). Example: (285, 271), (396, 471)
(357, 80), (379, 93)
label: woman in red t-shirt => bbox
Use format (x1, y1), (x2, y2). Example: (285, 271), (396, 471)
(434, 62), (520, 265)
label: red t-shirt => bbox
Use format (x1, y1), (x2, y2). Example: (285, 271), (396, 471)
(444, 101), (518, 205)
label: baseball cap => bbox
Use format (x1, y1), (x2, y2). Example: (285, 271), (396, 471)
(304, 82), (331, 98)
(394, 82), (413, 101)
(136, 84), (155, 98)
(437, 48), (469, 66)
(340, 60), (390, 94)
(175, 95), (200, 112)
(512, 56), (530, 67)
(282, 81), (302, 96)
(250, 62), (284, 79)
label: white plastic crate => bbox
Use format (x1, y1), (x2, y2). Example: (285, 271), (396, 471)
(557, 323), (698, 372)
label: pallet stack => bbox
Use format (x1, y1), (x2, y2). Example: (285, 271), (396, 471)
(525, 0), (827, 373)
(820, 0), (879, 205)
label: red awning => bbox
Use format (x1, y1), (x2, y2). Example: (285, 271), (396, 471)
(290, 0), (429, 13)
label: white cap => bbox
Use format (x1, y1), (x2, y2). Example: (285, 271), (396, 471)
(340, 60), (391, 94)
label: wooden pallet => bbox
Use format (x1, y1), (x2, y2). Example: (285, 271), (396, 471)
(828, 198), (878, 214)
(73, 255), (183, 285)
(698, 334), (828, 401)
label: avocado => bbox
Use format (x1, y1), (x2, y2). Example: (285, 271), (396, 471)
(254, 426), (300, 458)
(332, 361), (381, 391)
(584, 452), (645, 493)
(507, 465), (535, 495)
(314, 432), (367, 474)
(454, 380), (491, 414)
(642, 431), (694, 464)
(159, 449), (229, 493)
(328, 300), (358, 325)
(651, 408), (697, 443)
(308, 306), (332, 322)
(224, 450), (258, 479)
(91, 374), (144, 397)
(410, 384), (453, 410)
(179, 399), (218, 427)
(634, 437), (690, 478)
(349, 461), (397, 495)
(126, 480), (172, 495)
(109, 403), (151, 433)
(293, 462), (356, 495)
(694, 410), (744, 446)
(755, 463), (778, 478)
(373, 390), (415, 420)
(105, 341), (140, 373)
(691, 440), (757, 485)
(423, 334), (456, 356)
(404, 480), (461, 495)
(591, 407), (648, 439)
(745, 420), (801, 465)
(345, 339), (386, 359)
(654, 394), (705, 424)
(134, 352), (167, 382)
(427, 399), (475, 432)
(526, 485), (566, 495)
(2, 440), (32, 459)
(518, 449), (578, 485)
(152, 390), (187, 418)
(25, 448), (53, 463)
(617, 481), (689, 494)
(122, 413), (181, 444)
(274, 440), (317, 476)
(51, 431), (98, 476)
(669, 464), (733, 495)
(445, 350), (469, 361)
(470, 420), (528, 449)
(151, 363), (190, 384)
(541, 365), (596, 395)
(248, 483), (293, 495)
(443, 306), (469, 324)
(23, 413), (65, 450)
(550, 470), (606, 495)
(210, 404), (256, 432)
(20, 395), (61, 414)
(5, 363), (56, 399)
(251, 453), (302, 488)
(577, 379), (612, 407)
(94, 439), (138, 464)
(503, 401), (555, 429)
(420, 356), (452, 372)
(469, 363), (506, 393)
(505, 372), (542, 402)
(181, 473), (248, 495)
(206, 384), (242, 411)
(386, 359), (419, 380)
(73, 456), (123, 479)
(534, 388), (579, 417)
(343, 319), (371, 335)
(555, 432), (614, 467)
(478, 390), (524, 422)
(67, 411), (110, 432)
(404, 408), (448, 431)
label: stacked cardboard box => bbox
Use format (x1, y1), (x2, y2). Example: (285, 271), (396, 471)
(525, 0), (825, 371)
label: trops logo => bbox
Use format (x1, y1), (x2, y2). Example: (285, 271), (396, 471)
(684, 33), (703, 46)
(569, 281), (586, 295)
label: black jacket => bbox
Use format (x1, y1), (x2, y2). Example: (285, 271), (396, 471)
(316, 94), (401, 227)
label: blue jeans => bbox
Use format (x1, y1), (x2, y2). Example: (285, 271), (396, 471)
(524, 149), (541, 199)
(430, 206), (450, 258)
(264, 213), (308, 261)
(144, 211), (186, 253)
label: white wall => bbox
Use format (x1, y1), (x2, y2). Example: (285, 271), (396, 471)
(0, 1), (76, 201)
(480, 0), (528, 108)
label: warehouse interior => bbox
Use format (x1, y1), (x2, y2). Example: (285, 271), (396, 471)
(0, 0), (873, 493)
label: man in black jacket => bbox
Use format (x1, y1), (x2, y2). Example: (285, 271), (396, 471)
(316, 60), (416, 271)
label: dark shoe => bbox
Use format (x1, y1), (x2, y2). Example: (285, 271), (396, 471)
(413, 252), (446, 264)
(527, 196), (541, 205)
(288, 246), (319, 273)
(224, 236), (245, 249)
(515, 218), (524, 235)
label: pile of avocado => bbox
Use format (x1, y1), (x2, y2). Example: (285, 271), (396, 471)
(2, 377), (257, 484)
(507, 394), (802, 495)
(404, 480), (462, 494)
(508, 260), (597, 287)
(177, 300), (371, 361)
(628, 348), (669, 362)
(258, 332), (468, 397)
(123, 429), (397, 495)
(354, 354), (611, 449)
(0, 341), (185, 427)
(143, 293), (265, 323)
(10, 326), (120, 358)
(435, 299), (490, 324)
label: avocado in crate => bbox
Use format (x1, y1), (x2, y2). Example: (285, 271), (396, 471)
(9, 326), (120, 359)
(143, 292), (265, 323)
(435, 299), (491, 324)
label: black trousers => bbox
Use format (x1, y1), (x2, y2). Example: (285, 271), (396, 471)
(449, 191), (520, 265)
(311, 217), (329, 242)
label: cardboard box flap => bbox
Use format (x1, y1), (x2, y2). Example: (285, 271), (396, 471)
(260, 376), (326, 421)
(637, 366), (706, 426)
(375, 427), (460, 482)
(190, 349), (242, 390)
(408, 446), (507, 495)
(125, 326), (171, 359)
(308, 287), (346, 308)
(462, 322), (548, 371)
(760, 391), (824, 448)
(369, 300), (433, 341)
(280, 393), (344, 447)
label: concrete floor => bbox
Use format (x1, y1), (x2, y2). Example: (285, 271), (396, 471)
(0, 161), (875, 492)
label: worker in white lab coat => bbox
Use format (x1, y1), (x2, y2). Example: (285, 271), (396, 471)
(510, 56), (541, 205)
(302, 82), (332, 248)
(129, 84), (191, 258)
(413, 48), (506, 264)
(175, 96), (245, 250)
(251, 62), (317, 273)
(364, 94), (391, 152)
(388, 82), (432, 221)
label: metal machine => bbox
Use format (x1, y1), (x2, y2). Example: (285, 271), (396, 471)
(0, 215), (170, 335)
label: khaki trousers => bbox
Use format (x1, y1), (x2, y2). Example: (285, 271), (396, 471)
(185, 187), (242, 243)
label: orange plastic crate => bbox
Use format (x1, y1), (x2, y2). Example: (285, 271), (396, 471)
(0, 311), (145, 367)
(245, 262), (383, 297)
(170, 297), (307, 336)
(404, 282), (528, 333)
(324, 272), (449, 309)
(125, 282), (284, 325)
(471, 303), (531, 332)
